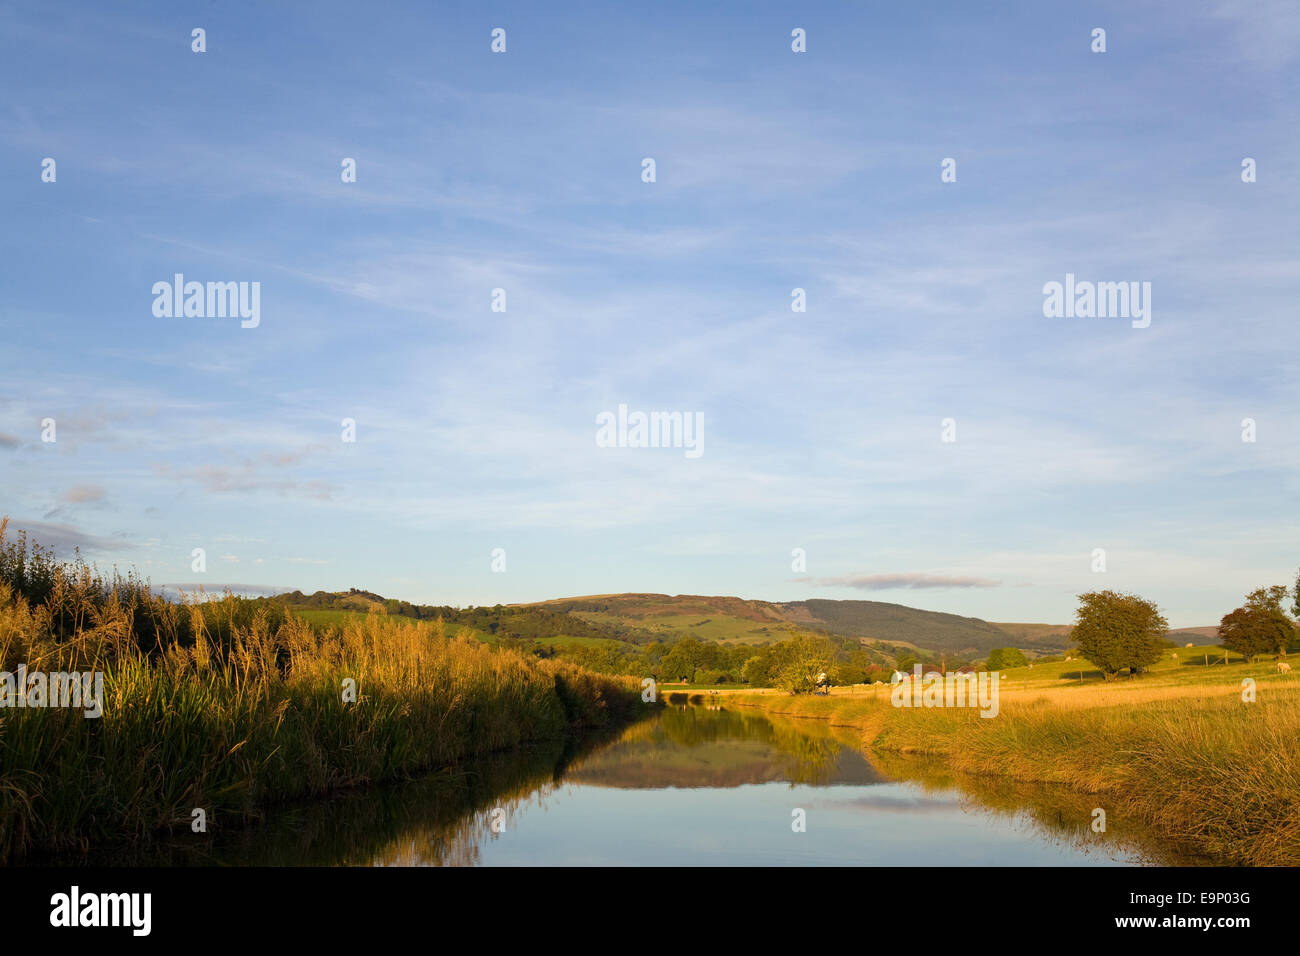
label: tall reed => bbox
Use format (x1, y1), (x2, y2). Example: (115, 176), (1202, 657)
(0, 520), (643, 861)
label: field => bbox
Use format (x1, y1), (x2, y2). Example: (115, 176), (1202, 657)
(730, 647), (1300, 866)
(994, 643), (1251, 687)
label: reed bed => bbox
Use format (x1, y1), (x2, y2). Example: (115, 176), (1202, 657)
(0, 520), (642, 861)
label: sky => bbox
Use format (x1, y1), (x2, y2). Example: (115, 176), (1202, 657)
(1, 0), (1297, 627)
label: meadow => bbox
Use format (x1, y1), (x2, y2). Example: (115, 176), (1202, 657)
(730, 650), (1300, 865)
(0, 520), (644, 862)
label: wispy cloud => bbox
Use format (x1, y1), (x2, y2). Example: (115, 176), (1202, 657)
(1, 519), (131, 557)
(62, 484), (106, 504)
(800, 574), (1003, 591)
(152, 464), (333, 500)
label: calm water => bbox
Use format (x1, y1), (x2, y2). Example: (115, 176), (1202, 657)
(77, 704), (1205, 866)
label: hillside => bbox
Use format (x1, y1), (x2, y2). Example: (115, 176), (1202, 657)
(786, 599), (1024, 655)
(991, 622), (1077, 645)
(531, 594), (794, 644)
(1168, 626), (1221, 644)
(525, 593), (1066, 657)
(265, 589), (1217, 659)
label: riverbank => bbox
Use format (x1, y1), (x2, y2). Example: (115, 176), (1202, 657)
(729, 673), (1300, 866)
(0, 532), (645, 861)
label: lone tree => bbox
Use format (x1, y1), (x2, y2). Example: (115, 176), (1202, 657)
(1218, 586), (1297, 662)
(1071, 590), (1168, 680)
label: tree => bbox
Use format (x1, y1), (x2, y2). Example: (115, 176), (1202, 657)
(773, 636), (835, 695)
(1219, 586), (1296, 662)
(986, 647), (1027, 670)
(741, 655), (769, 686)
(1071, 590), (1168, 680)
(1246, 585), (1289, 615)
(831, 663), (868, 686)
(1217, 607), (1288, 663)
(661, 637), (706, 682)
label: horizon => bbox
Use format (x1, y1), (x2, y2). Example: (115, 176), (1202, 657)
(31, 575), (1224, 630)
(3, 0), (1299, 629)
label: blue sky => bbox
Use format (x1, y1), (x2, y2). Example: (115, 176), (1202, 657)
(1, 0), (1297, 626)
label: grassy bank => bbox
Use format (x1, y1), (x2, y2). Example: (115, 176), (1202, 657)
(0, 523), (643, 862)
(730, 668), (1300, 866)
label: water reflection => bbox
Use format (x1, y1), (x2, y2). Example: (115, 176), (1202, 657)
(866, 750), (1214, 866)
(568, 704), (880, 789)
(61, 705), (1207, 866)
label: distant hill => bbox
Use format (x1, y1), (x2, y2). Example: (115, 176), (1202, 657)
(991, 622), (1077, 645)
(782, 599), (1026, 655)
(530, 593), (794, 644)
(265, 588), (1218, 659)
(1168, 626), (1221, 645)
(524, 594), (1065, 657)
(527, 595), (1220, 657)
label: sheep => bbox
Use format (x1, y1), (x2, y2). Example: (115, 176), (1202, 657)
(1278, 662), (1292, 674)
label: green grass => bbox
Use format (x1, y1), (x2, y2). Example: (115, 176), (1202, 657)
(994, 643), (1253, 687)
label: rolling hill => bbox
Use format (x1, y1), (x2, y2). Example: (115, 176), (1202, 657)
(522, 594), (1218, 657)
(524, 593), (1069, 656)
(266, 589), (1217, 659)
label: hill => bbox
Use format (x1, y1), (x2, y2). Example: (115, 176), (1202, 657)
(991, 622), (1077, 645)
(786, 598), (1023, 655)
(524, 594), (1066, 657)
(265, 589), (1218, 660)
